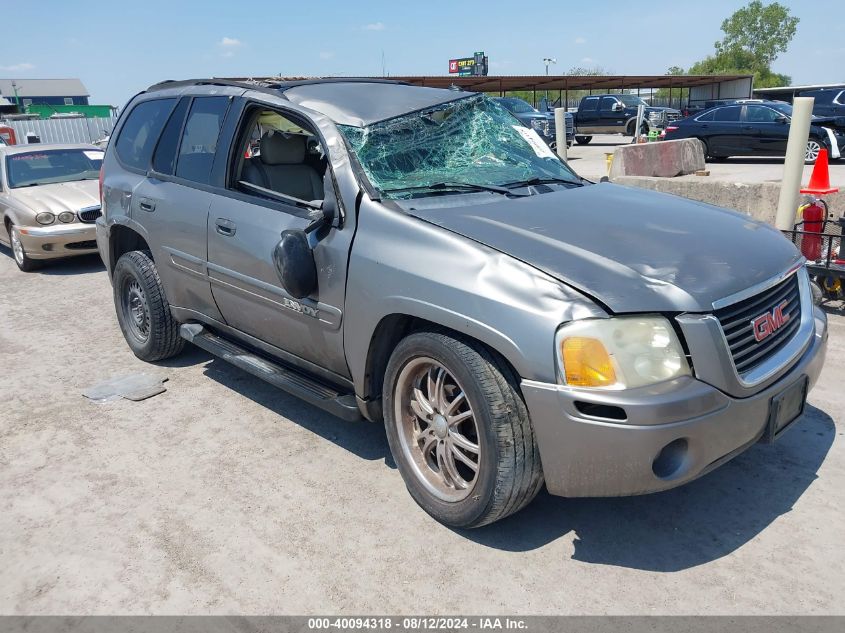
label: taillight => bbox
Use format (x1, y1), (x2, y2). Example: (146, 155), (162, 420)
(98, 164), (104, 205)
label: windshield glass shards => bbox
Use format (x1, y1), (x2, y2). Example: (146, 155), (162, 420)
(338, 95), (580, 200)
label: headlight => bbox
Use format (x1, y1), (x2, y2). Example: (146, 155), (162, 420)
(555, 316), (690, 389)
(58, 211), (75, 223)
(35, 212), (55, 225)
(530, 119), (549, 134)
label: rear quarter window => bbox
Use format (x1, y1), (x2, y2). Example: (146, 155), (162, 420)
(114, 98), (176, 171)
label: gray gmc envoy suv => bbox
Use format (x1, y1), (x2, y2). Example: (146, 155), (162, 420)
(98, 78), (828, 527)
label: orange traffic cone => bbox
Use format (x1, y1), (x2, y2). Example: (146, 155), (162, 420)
(800, 149), (839, 195)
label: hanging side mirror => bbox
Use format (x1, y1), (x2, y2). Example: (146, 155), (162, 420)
(273, 230), (317, 299)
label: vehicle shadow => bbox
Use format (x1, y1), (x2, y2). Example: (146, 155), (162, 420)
(0, 246), (105, 276)
(201, 357), (393, 465)
(37, 253), (105, 275)
(460, 404), (835, 571)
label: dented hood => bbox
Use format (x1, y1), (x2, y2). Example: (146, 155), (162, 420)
(406, 183), (802, 313)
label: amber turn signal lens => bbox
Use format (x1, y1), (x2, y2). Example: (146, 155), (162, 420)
(561, 337), (617, 387)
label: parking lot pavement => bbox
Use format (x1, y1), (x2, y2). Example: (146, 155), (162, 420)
(1, 249), (844, 615)
(568, 134), (845, 185)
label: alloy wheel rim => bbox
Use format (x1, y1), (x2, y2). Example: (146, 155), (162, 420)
(10, 228), (24, 266)
(394, 357), (481, 502)
(123, 278), (151, 342)
(806, 141), (821, 162)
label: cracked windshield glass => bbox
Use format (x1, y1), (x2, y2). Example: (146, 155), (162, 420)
(339, 95), (580, 199)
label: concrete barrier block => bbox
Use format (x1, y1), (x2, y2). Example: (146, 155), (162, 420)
(609, 138), (706, 179)
(611, 175), (845, 226)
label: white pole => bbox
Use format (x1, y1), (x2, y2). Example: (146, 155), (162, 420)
(775, 96), (814, 230)
(555, 107), (567, 161)
(635, 104), (645, 142)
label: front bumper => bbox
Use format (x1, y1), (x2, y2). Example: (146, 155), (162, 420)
(17, 223), (98, 259)
(522, 305), (828, 497)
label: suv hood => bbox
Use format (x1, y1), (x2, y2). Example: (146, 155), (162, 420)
(9, 180), (100, 215)
(406, 183), (802, 313)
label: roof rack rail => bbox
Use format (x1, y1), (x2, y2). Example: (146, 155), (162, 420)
(145, 78), (281, 93)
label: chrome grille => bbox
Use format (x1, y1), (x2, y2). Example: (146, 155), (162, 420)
(78, 205), (101, 223)
(714, 273), (802, 375)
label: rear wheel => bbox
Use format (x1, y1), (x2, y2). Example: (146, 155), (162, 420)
(113, 250), (184, 361)
(805, 138), (823, 164)
(575, 135), (592, 145)
(383, 331), (543, 528)
(7, 223), (39, 272)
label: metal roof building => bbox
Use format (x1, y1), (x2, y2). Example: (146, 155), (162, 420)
(0, 78), (90, 107)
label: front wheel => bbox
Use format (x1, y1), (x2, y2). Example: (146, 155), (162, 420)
(7, 223), (39, 272)
(575, 135), (592, 145)
(383, 331), (543, 528)
(113, 250), (185, 362)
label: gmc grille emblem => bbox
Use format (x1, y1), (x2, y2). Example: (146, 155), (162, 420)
(751, 300), (790, 342)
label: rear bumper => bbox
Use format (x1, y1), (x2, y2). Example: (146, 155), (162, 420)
(17, 223), (98, 259)
(522, 305), (828, 497)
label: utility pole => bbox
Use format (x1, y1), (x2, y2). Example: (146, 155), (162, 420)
(542, 58), (556, 109)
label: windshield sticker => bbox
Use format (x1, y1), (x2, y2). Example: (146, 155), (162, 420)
(11, 153), (48, 161)
(511, 126), (557, 159)
(84, 151), (105, 161)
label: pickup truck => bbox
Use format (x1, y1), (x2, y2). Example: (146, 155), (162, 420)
(98, 78), (827, 528)
(574, 94), (681, 145)
(494, 97), (575, 149)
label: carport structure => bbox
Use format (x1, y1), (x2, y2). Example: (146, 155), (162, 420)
(384, 74), (754, 111)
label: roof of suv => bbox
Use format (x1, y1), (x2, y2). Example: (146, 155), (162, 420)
(146, 78), (477, 127)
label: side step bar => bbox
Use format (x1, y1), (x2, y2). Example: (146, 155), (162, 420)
(180, 324), (362, 421)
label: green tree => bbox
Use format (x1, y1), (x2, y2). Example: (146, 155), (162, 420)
(714, 0), (799, 71)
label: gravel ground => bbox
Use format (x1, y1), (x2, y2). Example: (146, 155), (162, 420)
(1, 250), (843, 615)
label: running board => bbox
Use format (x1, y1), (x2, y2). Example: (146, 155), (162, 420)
(180, 324), (362, 421)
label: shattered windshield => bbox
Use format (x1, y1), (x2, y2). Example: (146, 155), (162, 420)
(338, 95), (580, 199)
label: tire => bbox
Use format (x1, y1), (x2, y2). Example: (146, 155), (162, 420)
(805, 138), (824, 164)
(627, 120), (648, 137)
(575, 135), (592, 145)
(697, 138), (717, 161)
(112, 250), (185, 362)
(7, 222), (40, 272)
(383, 331), (543, 528)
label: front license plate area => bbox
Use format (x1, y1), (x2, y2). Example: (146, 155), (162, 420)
(763, 376), (808, 443)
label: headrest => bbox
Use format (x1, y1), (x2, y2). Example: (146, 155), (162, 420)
(260, 132), (306, 165)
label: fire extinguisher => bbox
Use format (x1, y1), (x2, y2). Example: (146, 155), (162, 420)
(799, 200), (826, 261)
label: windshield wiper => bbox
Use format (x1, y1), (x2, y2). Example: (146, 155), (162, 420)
(381, 181), (530, 197)
(501, 176), (583, 189)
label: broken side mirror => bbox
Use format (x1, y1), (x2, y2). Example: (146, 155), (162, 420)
(273, 230), (318, 300)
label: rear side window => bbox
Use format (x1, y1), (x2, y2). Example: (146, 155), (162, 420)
(581, 98), (599, 112)
(115, 98), (176, 171)
(713, 106), (741, 122)
(175, 96), (230, 185)
(152, 98), (190, 175)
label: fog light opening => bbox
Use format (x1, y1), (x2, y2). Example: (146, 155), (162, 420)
(652, 438), (689, 480)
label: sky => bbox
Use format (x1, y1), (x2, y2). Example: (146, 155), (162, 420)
(0, 0), (842, 108)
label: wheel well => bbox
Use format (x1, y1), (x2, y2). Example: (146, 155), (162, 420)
(109, 225), (150, 273)
(361, 314), (522, 421)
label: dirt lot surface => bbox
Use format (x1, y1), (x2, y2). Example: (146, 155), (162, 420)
(1, 250), (844, 615)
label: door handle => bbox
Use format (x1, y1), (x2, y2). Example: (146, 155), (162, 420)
(139, 197), (156, 212)
(215, 218), (237, 237)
